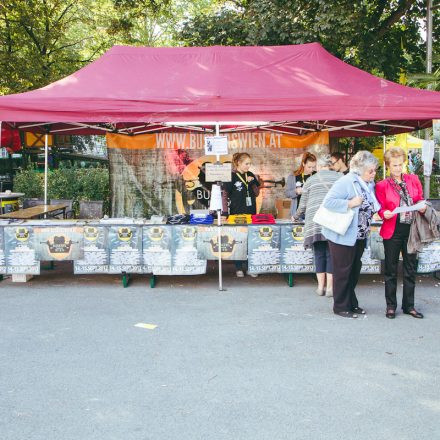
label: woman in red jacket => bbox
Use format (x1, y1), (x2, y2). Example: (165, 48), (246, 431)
(375, 147), (426, 319)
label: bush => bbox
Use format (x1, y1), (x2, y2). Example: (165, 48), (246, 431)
(13, 166), (110, 215)
(12, 169), (44, 198)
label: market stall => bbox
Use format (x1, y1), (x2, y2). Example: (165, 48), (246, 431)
(1, 43), (440, 286)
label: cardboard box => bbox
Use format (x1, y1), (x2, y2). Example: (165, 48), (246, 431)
(275, 199), (292, 219)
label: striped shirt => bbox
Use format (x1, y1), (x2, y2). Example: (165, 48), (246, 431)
(295, 169), (342, 246)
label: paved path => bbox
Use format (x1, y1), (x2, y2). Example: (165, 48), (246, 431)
(1, 263), (439, 440)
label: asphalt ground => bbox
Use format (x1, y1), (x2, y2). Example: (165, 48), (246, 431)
(1, 262), (439, 440)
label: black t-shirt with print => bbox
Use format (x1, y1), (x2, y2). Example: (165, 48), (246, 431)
(224, 171), (260, 215)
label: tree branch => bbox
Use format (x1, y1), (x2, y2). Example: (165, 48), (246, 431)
(376, 0), (418, 39)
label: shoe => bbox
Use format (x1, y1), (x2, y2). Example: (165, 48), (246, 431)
(236, 270), (244, 278)
(325, 289), (333, 297)
(385, 309), (396, 319)
(316, 288), (325, 296)
(248, 273), (258, 278)
(403, 309), (424, 319)
(352, 307), (366, 314)
(334, 311), (358, 319)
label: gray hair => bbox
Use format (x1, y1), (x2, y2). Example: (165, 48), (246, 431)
(349, 150), (378, 175)
(316, 154), (333, 168)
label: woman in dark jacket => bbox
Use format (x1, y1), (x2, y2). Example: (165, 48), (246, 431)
(375, 147), (426, 319)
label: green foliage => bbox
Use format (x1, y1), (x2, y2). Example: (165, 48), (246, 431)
(0, 0), (218, 95)
(12, 168), (44, 198)
(178, 0), (438, 82)
(12, 166), (110, 214)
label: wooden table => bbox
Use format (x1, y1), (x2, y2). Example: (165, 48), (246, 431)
(0, 203), (68, 219)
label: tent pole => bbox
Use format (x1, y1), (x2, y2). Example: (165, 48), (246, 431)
(215, 123), (224, 291)
(44, 133), (48, 208)
(425, 0), (433, 198)
(383, 134), (386, 179)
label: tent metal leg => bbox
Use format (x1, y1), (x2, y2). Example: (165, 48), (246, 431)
(122, 272), (130, 288)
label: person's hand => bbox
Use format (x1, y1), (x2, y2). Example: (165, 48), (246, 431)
(247, 175), (254, 183)
(295, 187), (303, 195)
(348, 196), (363, 208)
(383, 210), (394, 219)
(419, 205), (427, 214)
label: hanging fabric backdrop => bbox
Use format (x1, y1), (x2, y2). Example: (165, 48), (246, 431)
(106, 131), (329, 217)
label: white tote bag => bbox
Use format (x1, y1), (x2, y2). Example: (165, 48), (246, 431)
(313, 179), (358, 236)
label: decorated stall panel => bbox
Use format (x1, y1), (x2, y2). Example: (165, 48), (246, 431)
(108, 225), (143, 274)
(280, 224), (315, 273)
(248, 225), (281, 274)
(4, 225), (40, 275)
(197, 225), (248, 260)
(34, 226), (84, 261)
(74, 225), (109, 274)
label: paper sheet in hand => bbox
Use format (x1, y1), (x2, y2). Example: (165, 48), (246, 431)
(392, 201), (426, 214)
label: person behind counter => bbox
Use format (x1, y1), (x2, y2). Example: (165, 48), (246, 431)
(322, 150), (380, 318)
(330, 152), (349, 175)
(223, 152), (260, 277)
(286, 152), (316, 217)
(294, 154), (341, 297)
(375, 147), (426, 319)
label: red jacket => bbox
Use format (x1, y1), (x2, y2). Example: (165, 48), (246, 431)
(375, 174), (424, 239)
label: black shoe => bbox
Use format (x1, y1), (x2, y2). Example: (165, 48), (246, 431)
(403, 309), (424, 319)
(335, 311), (358, 319)
(352, 307), (366, 315)
(386, 309), (396, 319)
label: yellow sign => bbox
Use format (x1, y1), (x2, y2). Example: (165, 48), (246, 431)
(25, 132), (53, 148)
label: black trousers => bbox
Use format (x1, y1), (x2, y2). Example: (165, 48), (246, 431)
(328, 239), (366, 313)
(383, 223), (417, 311)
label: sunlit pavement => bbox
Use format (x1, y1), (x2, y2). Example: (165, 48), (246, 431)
(1, 262), (439, 440)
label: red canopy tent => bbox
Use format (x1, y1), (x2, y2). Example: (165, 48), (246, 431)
(1, 43), (440, 137)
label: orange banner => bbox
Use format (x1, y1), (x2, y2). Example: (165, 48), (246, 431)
(106, 131), (329, 150)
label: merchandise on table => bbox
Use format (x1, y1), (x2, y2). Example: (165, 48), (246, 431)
(226, 214), (252, 224)
(251, 214), (275, 224)
(166, 214), (190, 225)
(189, 213), (214, 225)
(147, 215), (167, 224)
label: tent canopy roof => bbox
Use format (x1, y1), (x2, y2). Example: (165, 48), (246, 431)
(1, 43), (440, 137)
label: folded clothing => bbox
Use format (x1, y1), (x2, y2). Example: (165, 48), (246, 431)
(227, 214), (252, 224)
(251, 214), (275, 224)
(189, 213), (214, 224)
(167, 214), (190, 225)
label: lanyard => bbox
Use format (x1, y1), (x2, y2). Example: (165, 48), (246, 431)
(236, 172), (249, 191)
